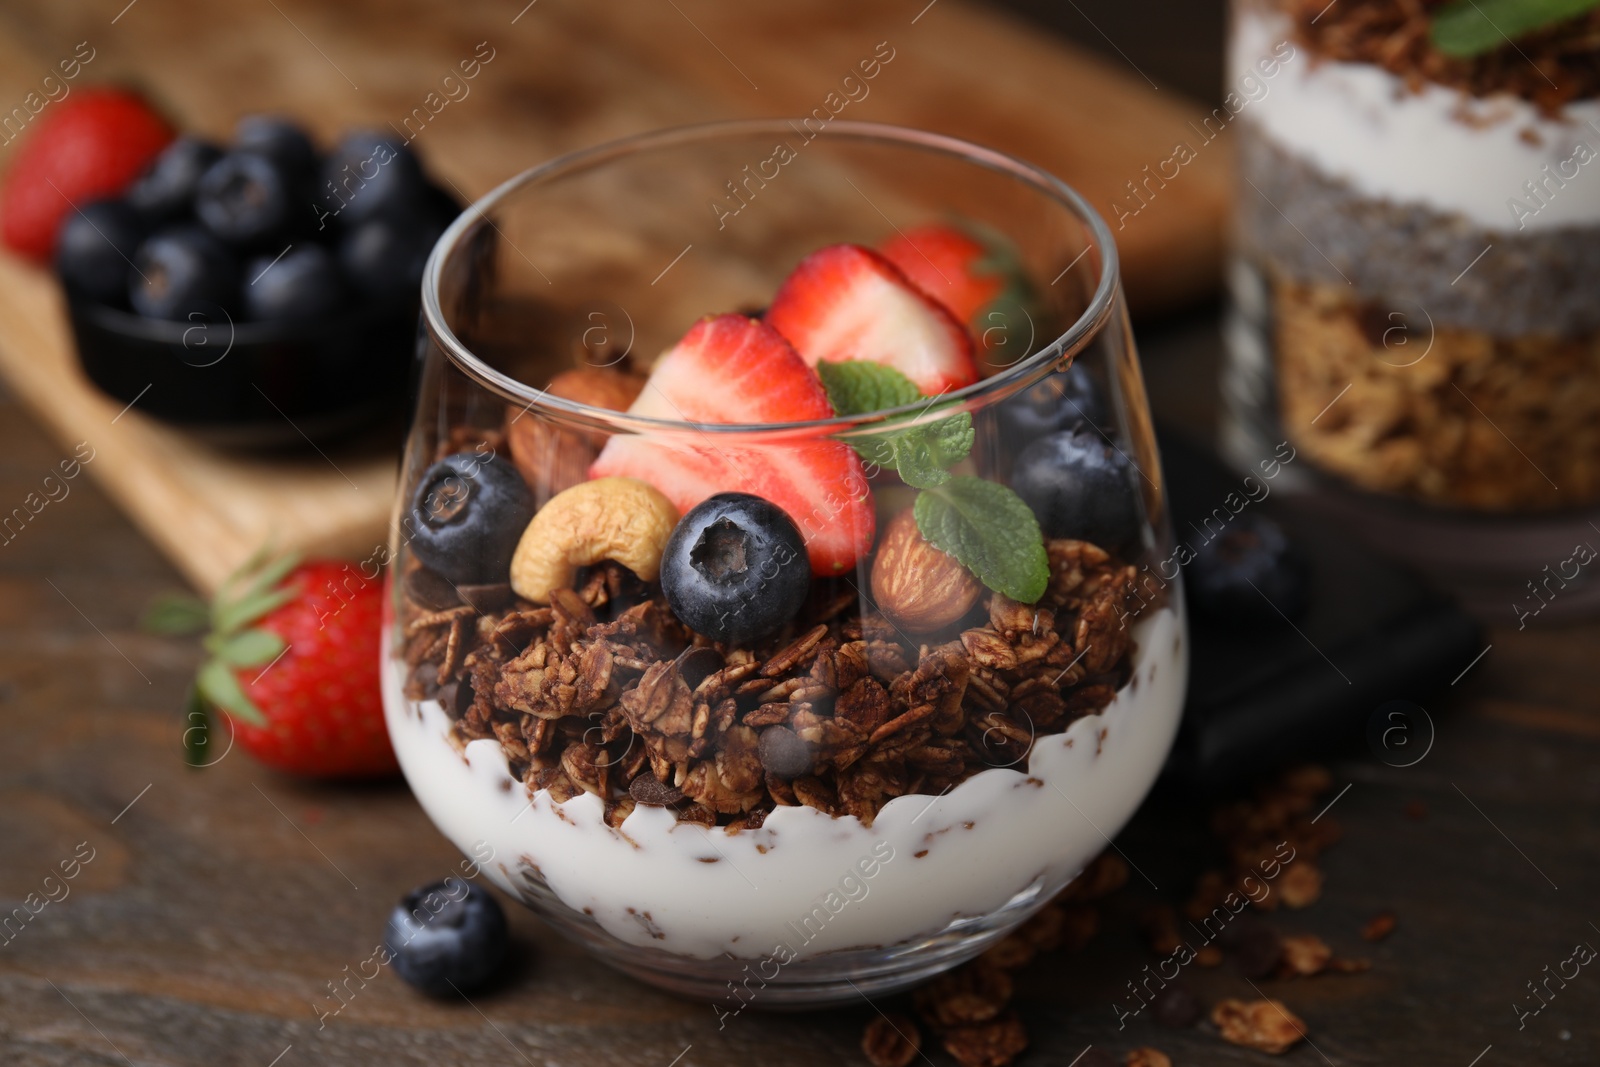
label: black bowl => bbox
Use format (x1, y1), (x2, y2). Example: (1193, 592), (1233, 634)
(67, 291), (417, 448)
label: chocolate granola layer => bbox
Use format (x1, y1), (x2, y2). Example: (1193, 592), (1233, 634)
(399, 537), (1145, 829)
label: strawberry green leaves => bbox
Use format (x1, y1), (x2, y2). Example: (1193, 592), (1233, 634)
(819, 360), (1050, 602)
(1430, 0), (1600, 57)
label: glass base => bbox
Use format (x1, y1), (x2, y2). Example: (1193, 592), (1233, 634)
(508, 862), (1054, 1007)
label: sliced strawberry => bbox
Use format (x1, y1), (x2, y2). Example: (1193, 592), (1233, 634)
(765, 244), (979, 397)
(591, 314), (875, 575)
(879, 224), (1006, 324)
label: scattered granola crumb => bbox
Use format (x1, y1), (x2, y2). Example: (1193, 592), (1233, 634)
(1211, 997), (1308, 1055)
(1278, 933), (1332, 977)
(1328, 956), (1373, 973)
(1194, 944), (1224, 968)
(939, 1012), (1028, 1067)
(1362, 910), (1397, 942)
(862, 1013), (921, 1067)
(1125, 1048), (1172, 1067)
(1278, 862), (1324, 909)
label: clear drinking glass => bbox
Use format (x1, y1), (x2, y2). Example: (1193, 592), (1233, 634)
(384, 120), (1187, 1005)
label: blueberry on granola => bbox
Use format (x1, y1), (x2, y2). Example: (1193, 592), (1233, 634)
(383, 880), (508, 996)
(1187, 513), (1309, 625)
(1012, 427), (1140, 549)
(660, 492), (810, 643)
(408, 452), (535, 586)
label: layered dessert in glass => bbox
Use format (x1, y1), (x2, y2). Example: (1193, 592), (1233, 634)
(1226, 0), (1600, 612)
(384, 121), (1187, 1002)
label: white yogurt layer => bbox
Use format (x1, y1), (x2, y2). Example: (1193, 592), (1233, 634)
(385, 609), (1185, 961)
(1233, 10), (1600, 232)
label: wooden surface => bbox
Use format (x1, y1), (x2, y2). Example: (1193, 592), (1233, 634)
(0, 0), (1228, 594)
(5, 3), (1599, 1067)
(6, 290), (1600, 1067)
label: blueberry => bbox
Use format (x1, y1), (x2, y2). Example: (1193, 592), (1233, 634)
(195, 151), (298, 246)
(233, 115), (319, 190)
(126, 137), (223, 221)
(999, 362), (1109, 447)
(128, 226), (240, 320)
(243, 244), (346, 321)
(338, 214), (443, 302)
(1187, 513), (1309, 625)
(408, 452), (535, 586)
(660, 493), (810, 643)
(317, 131), (429, 226)
(55, 199), (147, 304)
(1012, 427), (1141, 549)
(383, 880), (508, 997)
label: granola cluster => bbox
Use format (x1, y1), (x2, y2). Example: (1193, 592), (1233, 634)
(1272, 0), (1600, 109)
(400, 537), (1141, 828)
(1274, 278), (1600, 511)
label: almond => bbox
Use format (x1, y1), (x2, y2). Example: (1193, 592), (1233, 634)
(871, 509), (982, 633)
(547, 366), (646, 414)
(504, 367), (646, 498)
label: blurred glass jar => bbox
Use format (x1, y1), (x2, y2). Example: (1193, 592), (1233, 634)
(1223, 0), (1600, 619)
(385, 121), (1187, 1004)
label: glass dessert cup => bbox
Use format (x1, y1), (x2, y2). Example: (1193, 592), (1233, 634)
(386, 120), (1188, 1005)
(1222, 0), (1600, 619)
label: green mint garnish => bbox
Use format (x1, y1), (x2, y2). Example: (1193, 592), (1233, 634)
(914, 477), (1050, 604)
(1430, 0), (1599, 58)
(820, 359), (1048, 603)
(818, 360), (975, 489)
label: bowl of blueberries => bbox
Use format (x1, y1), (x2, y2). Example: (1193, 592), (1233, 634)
(56, 115), (459, 447)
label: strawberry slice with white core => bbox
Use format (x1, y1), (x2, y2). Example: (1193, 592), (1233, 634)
(765, 243), (980, 397)
(590, 314), (875, 575)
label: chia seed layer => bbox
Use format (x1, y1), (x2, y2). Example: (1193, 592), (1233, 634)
(1235, 123), (1600, 338)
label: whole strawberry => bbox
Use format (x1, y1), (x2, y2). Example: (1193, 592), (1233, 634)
(152, 553), (398, 778)
(1, 87), (174, 261)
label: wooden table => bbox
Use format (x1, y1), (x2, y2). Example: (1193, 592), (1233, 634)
(4, 2), (1600, 1066)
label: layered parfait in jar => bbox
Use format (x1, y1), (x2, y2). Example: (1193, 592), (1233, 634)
(1226, 0), (1600, 611)
(385, 123), (1186, 1003)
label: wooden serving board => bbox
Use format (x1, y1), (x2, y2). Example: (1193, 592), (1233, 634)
(0, 0), (1230, 594)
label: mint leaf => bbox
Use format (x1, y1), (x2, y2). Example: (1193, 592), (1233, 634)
(818, 360), (975, 485)
(873, 412), (975, 489)
(914, 477), (1049, 603)
(1431, 0), (1599, 57)
(817, 360), (922, 416)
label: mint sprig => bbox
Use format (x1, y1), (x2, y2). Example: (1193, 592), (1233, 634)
(820, 360), (1049, 603)
(818, 360), (976, 489)
(914, 478), (1049, 604)
(1431, 0), (1599, 57)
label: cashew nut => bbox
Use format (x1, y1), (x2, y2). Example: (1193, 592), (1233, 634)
(509, 477), (679, 602)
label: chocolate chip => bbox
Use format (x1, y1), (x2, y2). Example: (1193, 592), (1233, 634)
(457, 582), (514, 613)
(759, 726), (814, 780)
(1233, 926), (1283, 979)
(436, 679), (473, 720)
(406, 567), (462, 611)
(1152, 983), (1201, 1028)
(676, 646), (724, 691)
(629, 775), (685, 806)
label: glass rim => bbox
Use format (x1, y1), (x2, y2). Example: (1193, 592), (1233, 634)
(420, 119), (1122, 437)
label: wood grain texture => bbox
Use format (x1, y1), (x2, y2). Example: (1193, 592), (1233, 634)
(4, 329), (1599, 1067)
(0, 0), (1228, 594)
